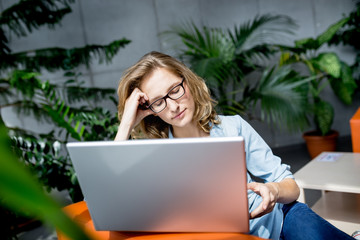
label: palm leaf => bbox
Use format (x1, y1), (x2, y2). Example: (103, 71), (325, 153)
(217, 100), (247, 116)
(254, 66), (312, 131)
(164, 15), (311, 132)
(165, 22), (236, 95)
(191, 57), (234, 84)
(170, 22), (233, 56)
(239, 44), (277, 64)
(229, 14), (297, 55)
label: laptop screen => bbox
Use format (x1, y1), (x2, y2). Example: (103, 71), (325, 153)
(67, 137), (249, 233)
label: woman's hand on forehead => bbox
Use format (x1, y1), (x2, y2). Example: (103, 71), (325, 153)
(116, 88), (153, 141)
(133, 88), (149, 105)
(124, 88), (152, 124)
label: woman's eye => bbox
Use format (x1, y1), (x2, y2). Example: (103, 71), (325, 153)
(154, 100), (163, 107)
(171, 86), (180, 94)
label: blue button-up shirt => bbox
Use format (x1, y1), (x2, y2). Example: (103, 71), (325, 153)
(170, 115), (293, 240)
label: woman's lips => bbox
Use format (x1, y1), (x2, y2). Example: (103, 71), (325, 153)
(173, 109), (186, 119)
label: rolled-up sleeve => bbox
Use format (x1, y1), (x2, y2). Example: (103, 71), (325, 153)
(221, 115), (293, 183)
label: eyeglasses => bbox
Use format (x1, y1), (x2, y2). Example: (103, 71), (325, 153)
(147, 78), (185, 113)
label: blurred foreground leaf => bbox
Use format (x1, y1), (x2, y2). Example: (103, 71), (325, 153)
(0, 121), (91, 240)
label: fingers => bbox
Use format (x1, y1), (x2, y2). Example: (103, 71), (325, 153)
(126, 88), (148, 111)
(249, 202), (275, 219)
(129, 88), (149, 107)
(121, 88), (153, 127)
(248, 182), (277, 219)
(117, 88), (154, 140)
(249, 205), (267, 219)
(132, 89), (153, 115)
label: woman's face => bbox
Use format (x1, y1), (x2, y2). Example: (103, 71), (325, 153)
(140, 68), (196, 129)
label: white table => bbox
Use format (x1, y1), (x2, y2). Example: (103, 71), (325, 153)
(294, 152), (360, 235)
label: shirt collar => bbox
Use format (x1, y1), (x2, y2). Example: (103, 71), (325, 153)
(168, 121), (224, 138)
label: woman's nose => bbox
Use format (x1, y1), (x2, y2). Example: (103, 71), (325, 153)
(166, 98), (179, 111)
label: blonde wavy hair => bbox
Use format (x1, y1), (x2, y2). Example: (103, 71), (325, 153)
(117, 51), (220, 139)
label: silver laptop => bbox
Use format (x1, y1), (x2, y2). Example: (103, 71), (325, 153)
(67, 137), (249, 233)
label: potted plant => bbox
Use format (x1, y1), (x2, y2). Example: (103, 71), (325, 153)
(279, 17), (358, 158)
(165, 14), (311, 132)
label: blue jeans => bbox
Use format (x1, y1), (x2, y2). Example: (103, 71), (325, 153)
(280, 201), (354, 240)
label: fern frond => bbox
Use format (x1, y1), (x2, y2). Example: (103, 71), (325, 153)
(1, 39), (131, 72)
(40, 81), (84, 141)
(64, 86), (115, 104)
(0, 0), (75, 54)
(0, 0), (74, 36)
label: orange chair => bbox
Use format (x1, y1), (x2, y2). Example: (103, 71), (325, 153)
(350, 107), (360, 153)
(57, 201), (265, 240)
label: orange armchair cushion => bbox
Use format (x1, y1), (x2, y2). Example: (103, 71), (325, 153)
(56, 201), (265, 240)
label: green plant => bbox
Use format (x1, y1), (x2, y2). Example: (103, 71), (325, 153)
(1, 0), (129, 199)
(0, 1), (130, 236)
(329, 0), (360, 85)
(0, 119), (92, 240)
(4, 70), (122, 202)
(164, 15), (312, 131)
(279, 16), (358, 135)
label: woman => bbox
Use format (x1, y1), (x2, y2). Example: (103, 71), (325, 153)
(115, 51), (354, 240)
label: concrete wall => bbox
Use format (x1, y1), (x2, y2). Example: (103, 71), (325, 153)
(1, 0), (359, 147)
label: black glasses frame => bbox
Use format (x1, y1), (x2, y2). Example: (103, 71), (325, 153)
(147, 78), (185, 113)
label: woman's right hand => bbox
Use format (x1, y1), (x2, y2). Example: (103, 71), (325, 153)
(115, 88), (153, 141)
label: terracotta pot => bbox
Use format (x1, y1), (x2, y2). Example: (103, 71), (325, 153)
(303, 130), (339, 159)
